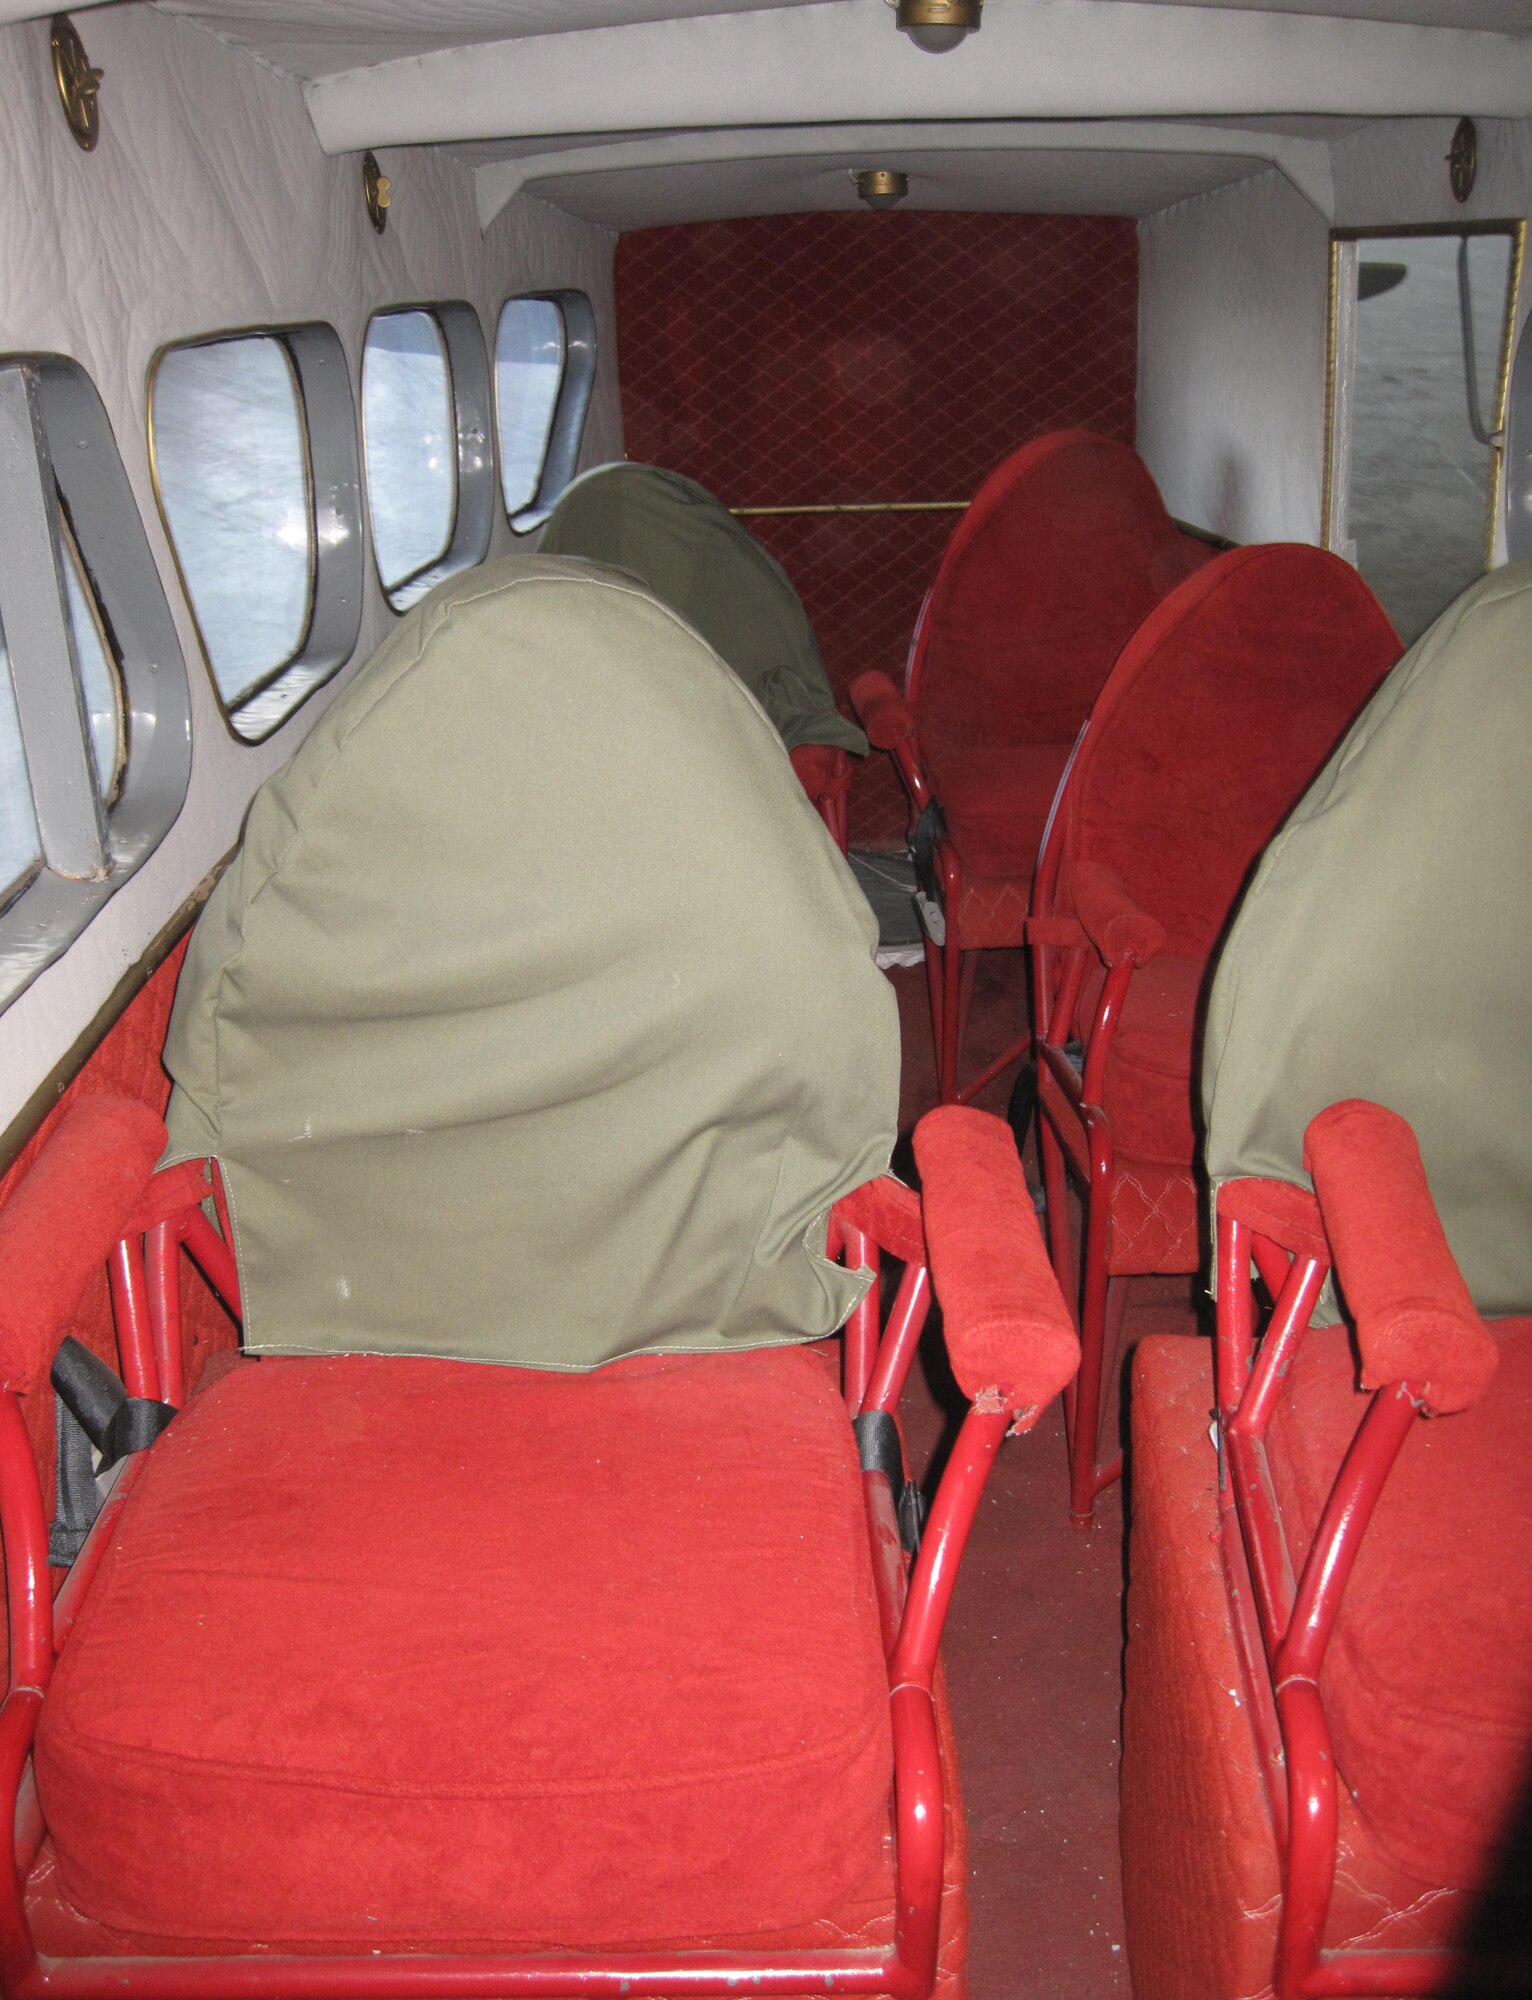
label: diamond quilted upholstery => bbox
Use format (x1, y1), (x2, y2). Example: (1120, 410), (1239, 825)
(616, 213), (1139, 848)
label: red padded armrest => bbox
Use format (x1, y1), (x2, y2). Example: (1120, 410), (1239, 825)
(1217, 1176), (1330, 1267)
(788, 743), (853, 801)
(1304, 1100), (1498, 1415)
(912, 1106), (1079, 1416)
(849, 671), (917, 750)
(1067, 859), (1164, 968)
(0, 1097), (168, 1395)
(833, 1173), (926, 1270)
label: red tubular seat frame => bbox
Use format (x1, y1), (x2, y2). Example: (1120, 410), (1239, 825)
(0, 1099), (1078, 2000)
(1121, 1101), (1532, 1999)
(1029, 545), (1401, 1522)
(850, 430), (1213, 1105)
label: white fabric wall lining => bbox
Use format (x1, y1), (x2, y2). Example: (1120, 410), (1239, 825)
(0, 1), (622, 1140)
(1136, 112), (1532, 549)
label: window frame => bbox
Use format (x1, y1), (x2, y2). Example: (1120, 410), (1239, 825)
(0, 353), (192, 1008)
(148, 321), (364, 744)
(495, 290), (597, 535)
(1322, 219), (1526, 574)
(361, 300), (494, 613)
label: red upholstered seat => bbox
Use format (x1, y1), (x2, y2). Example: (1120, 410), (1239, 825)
(853, 429), (1211, 1102)
(36, 1346), (893, 1949)
(1122, 1336), (1498, 2000)
(1034, 545), (1401, 1518)
(1265, 1320), (1532, 1893)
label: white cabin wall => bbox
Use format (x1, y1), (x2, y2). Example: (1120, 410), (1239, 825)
(1136, 171), (1329, 544)
(1136, 113), (1532, 550)
(0, 2), (620, 1136)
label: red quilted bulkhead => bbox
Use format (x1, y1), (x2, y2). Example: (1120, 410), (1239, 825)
(616, 213), (1139, 848)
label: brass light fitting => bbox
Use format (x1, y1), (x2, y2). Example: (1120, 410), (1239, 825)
(893, 0), (981, 55)
(855, 168), (909, 211)
(50, 14), (102, 153)
(1448, 118), (1477, 204)
(362, 151), (392, 233)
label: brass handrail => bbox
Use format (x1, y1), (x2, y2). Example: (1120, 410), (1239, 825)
(729, 500), (969, 517)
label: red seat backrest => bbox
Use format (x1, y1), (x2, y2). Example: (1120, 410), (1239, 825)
(907, 430), (1211, 759)
(1051, 543), (1402, 960)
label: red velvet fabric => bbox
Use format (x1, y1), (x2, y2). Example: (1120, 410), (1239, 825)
(1123, 1336), (1485, 2000)
(1061, 545), (1401, 962)
(849, 670), (917, 751)
(834, 1172), (926, 1270)
(930, 741), (1072, 881)
(910, 432), (1208, 755)
(1107, 1159), (1200, 1278)
(1265, 1320), (1532, 1893)
(912, 1107), (1078, 1412)
(37, 1347), (893, 1947)
(1304, 1101), (1498, 1414)
(1077, 955), (1201, 1173)
(1215, 1175), (1330, 1267)
(0, 1098), (166, 1395)
(1067, 859), (1164, 968)
(1041, 547), (1401, 1284)
(616, 212), (1142, 849)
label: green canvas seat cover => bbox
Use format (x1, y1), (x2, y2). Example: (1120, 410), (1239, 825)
(539, 462), (867, 757)
(1203, 559), (1532, 1317)
(161, 556), (898, 1367)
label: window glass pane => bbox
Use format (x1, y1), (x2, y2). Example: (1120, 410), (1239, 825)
(363, 311), (457, 610)
(152, 336), (314, 708)
(496, 299), (565, 516)
(59, 522), (124, 804)
(1349, 231), (1517, 644)
(0, 621), (41, 908)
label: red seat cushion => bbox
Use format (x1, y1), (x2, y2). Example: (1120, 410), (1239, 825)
(37, 1347), (893, 1949)
(1123, 1337), (1485, 2000)
(925, 740), (1072, 883)
(1078, 954), (1202, 1170)
(1265, 1319), (1532, 1893)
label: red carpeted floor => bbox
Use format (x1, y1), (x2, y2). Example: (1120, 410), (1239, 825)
(886, 951), (1200, 1998)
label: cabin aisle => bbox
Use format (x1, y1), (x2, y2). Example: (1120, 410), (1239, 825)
(889, 961), (1134, 1998)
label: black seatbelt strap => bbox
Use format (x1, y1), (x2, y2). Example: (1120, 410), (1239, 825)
(49, 1337), (176, 1566)
(853, 1409), (926, 1555)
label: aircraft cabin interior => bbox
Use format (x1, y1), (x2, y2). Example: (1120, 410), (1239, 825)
(0, 2), (1528, 1996)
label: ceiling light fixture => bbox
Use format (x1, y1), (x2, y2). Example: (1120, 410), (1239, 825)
(892, 0), (982, 56)
(855, 168), (909, 211)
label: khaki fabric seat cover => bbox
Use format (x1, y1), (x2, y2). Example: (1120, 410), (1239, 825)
(539, 462), (866, 756)
(162, 557), (898, 1367)
(1203, 560), (1532, 1316)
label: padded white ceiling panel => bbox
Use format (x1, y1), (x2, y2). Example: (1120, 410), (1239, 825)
(147, 0), (839, 79)
(307, 0), (1532, 155)
(1112, 0), (1530, 34)
(524, 145), (1268, 229)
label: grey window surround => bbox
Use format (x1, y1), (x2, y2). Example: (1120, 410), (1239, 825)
(363, 300), (495, 613)
(0, 355), (192, 1011)
(150, 322), (364, 745)
(499, 290), (598, 536)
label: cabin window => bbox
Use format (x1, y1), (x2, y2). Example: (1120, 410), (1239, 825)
(0, 355), (191, 1006)
(150, 324), (363, 741)
(1326, 224), (1524, 644)
(495, 291), (597, 532)
(362, 303), (494, 612)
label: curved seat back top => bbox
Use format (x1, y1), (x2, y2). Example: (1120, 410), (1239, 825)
(539, 461), (866, 757)
(1034, 542), (1401, 1524)
(1204, 556), (1532, 1318)
(1046, 543), (1402, 967)
(907, 428), (1212, 855)
(161, 554), (898, 1368)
